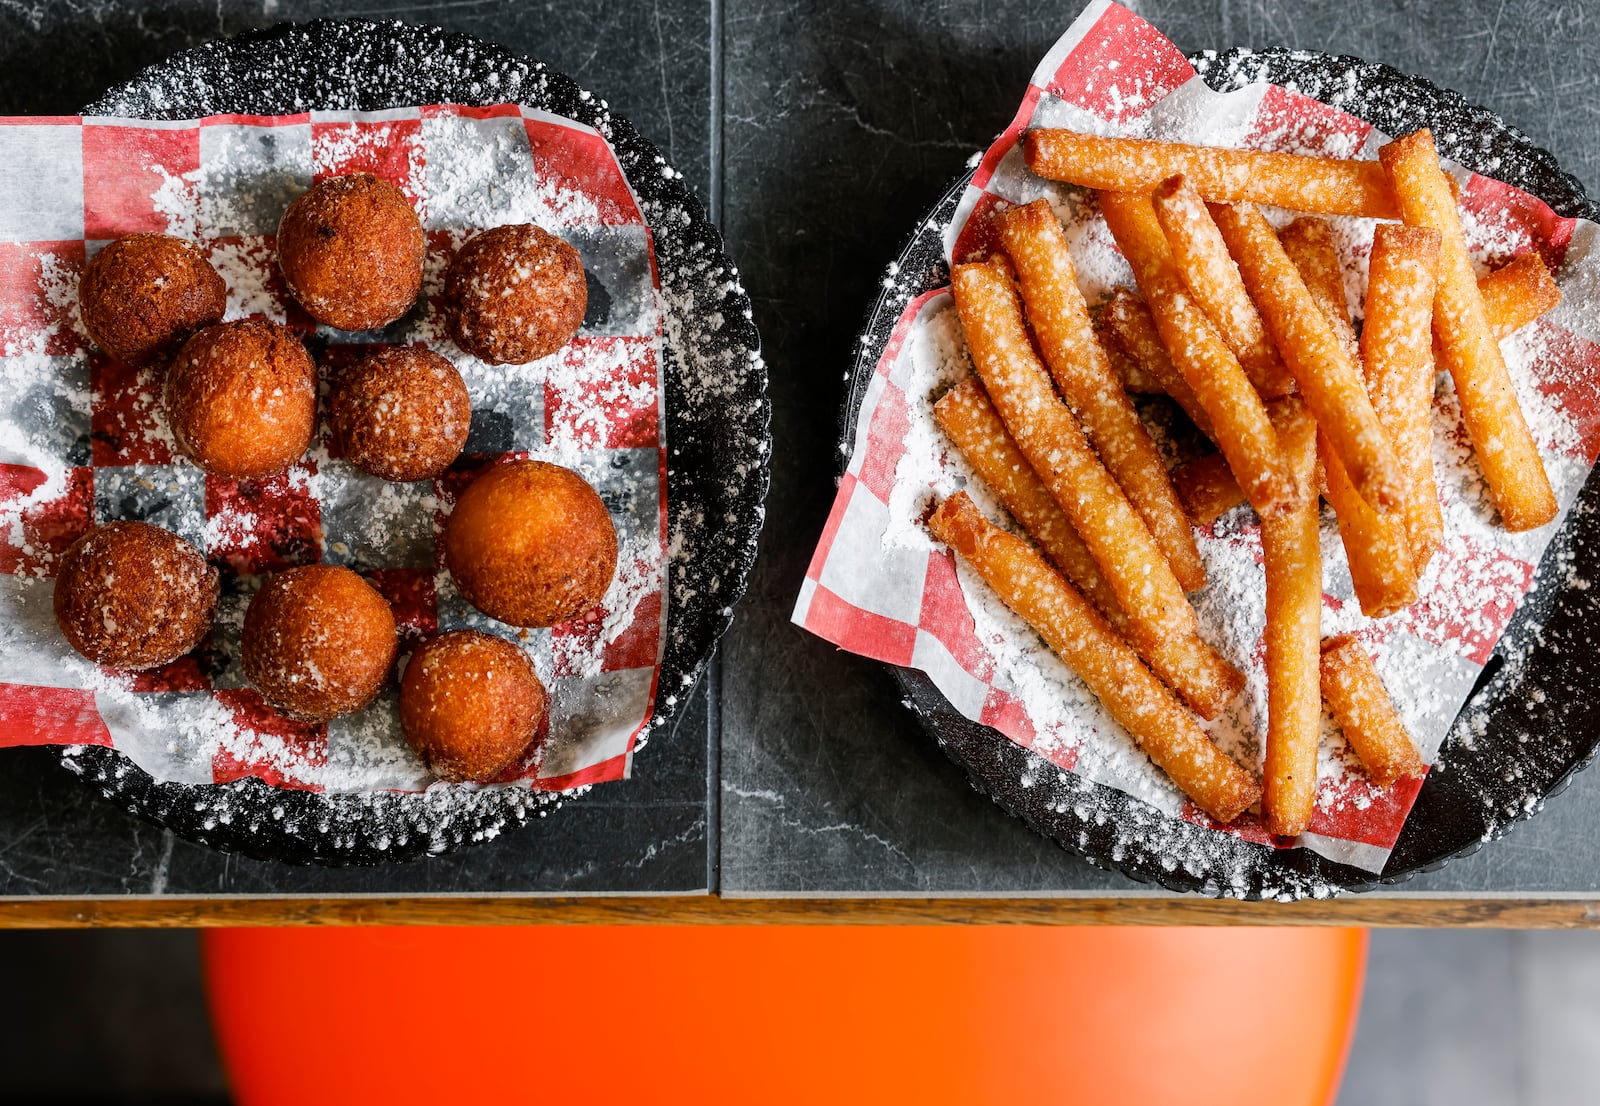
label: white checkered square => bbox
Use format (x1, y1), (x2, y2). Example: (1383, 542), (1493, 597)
(197, 122), (313, 236)
(0, 125), (83, 241)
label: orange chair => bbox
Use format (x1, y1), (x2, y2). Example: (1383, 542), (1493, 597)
(203, 924), (1365, 1105)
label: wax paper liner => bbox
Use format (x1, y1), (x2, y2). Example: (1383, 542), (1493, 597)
(793, 0), (1600, 872)
(0, 104), (668, 796)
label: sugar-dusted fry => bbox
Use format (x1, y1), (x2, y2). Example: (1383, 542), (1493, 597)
(1098, 191), (1296, 516)
(1097, 288), (1215, 436)
(949, 260), (1243, 718)
(1320, 433), (1419, 617)
(934, 379), (1127, 631)
(1023, 130), (1399, 218)
(1380, 129), (1557, 531)
(1278, 217), (1359, 361)
(1320, 634), (1427, 788)
(1481, 251), (1563, 339)
(1260, 397), (1322, 838)
(1213, 201), (1405, 513)
(929, 492), (1261, 822)
(1364, 224), (1445, 574)
(1277, 215), (1422, 614)
(1173, 451), (1248, 528)
(1152, 174), (1293, 397)
(1098, 321), (1163, 393)
(995, 198), (1206, 592)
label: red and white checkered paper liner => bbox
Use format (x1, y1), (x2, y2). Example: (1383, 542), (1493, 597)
(0, 104), (668, 795)
(794, 1), (1600, 872)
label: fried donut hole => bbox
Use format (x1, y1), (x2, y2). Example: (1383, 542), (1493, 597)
(399, 630), (549, 783)
(163, 318), (317, 479)
(329, 346), (471, 482)
(444, 460), (618, 628)
(442, 223), (587, 364)
(241, 565), (398, 722)
(79, 233), (226, 365)
(277, 173), (425, 331)
(53, 521), (219, 671)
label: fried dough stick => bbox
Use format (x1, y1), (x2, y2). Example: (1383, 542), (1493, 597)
(1152, 174), (1293, 397)
(1280, 215), (1420, 617)
(934, 379), (1126, 632)
(1099, 190), (1295, 516)
(1320, 634), (1427, 788)
(929, 492), (1261, 823)
(1173, 451), (1248, 528)
(1214, 201), (1404, 513)
(1261, 398), (1323, 837)
(1153, 254), (1562, 526)
(1023, 130), (1399, 218)
(995, 199), (1206, 591)
(949, 260), (1243, 718)
(1097, 288), (1215, 437)
(1381, 129), (1557, 531)
(1364, 224), (1445, 575)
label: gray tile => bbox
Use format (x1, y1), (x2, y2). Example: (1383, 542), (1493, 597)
(1339, 931), (1520, 1106)
(1516, 933), (1600, 1105)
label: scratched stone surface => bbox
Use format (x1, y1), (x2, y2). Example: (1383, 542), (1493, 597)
(7, 0), (1600, 899)
(716, 0), (1600, 894)
(0, 0), (714, 897)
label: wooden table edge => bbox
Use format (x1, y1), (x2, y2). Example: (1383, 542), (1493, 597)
(5, 893), (1600, 927)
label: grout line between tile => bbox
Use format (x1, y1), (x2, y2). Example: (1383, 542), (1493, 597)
(706, 0), (725, 895)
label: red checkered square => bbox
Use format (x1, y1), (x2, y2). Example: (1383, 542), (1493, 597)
(0, 464), (92, 575)
(1308, 774), (1426, 847)
(1242, 85), (1374, 159)
(365, 567), (438, 651)
(1461, 174), (1577, 272)
(204, 464), (322, 574)
(90, 353), (170, 466)
(544, 337), (660, 449)
(1041, 1), (1192, 125)
(0, 240), (85, 356)
(312, 115), (425, 206)
(917, 551), (993, 679)
(979, 687), (1038, 747)
(804, 581), (917, 667)
(601, 585), (663, 671)
(951, 191), (1011, 267)
(82, 123), (198, 239)
(523, 113), (641, 225)
(1527, 323), (1600, 460)
(1396, 533), (1534, 665)
(0, 683), (113, 748)
(211, 688), (327, 790)
(853, 378), (908, 504)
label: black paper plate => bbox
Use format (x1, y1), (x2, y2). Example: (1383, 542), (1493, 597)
(845, 48), (1600, 899)
(55, 19), (769, 866)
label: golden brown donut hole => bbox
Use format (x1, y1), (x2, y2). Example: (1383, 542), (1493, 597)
(53, 521), (219, 671)
(79, 233), (226, 365)
(442, 223), (587, 364)
(277, 173), (425, 331)
(399, 630), (549, 783)
(241, 564), (398, 721)
(444, 460), (618, 628)
(162, 318), (318, 480)
(329, 346), (471, 482)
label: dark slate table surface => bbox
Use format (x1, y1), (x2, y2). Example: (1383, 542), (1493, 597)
(5, 0), (1600, 901)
